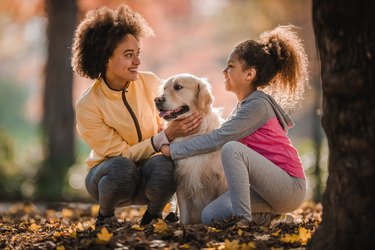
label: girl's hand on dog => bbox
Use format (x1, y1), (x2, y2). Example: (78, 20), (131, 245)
(164, 112), (202, 141)
(160, 145), (171, 157)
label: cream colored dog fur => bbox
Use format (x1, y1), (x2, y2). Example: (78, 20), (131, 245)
(155, 73), (227, 224)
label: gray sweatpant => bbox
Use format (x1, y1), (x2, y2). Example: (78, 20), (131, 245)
(85, 155), (176, 217)
(201, 141), (306, 225)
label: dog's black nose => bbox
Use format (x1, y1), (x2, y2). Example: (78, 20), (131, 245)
(154, 96), (165, 104)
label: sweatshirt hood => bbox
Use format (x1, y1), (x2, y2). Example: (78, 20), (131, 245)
(244, 90), (294, 131)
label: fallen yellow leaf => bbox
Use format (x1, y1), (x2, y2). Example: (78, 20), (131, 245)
(173, 229), (184, 237)
(61, 208), (74, 218)
(180, 243), (190, 249)
(280, 233), (299, 243)
(298, 227), (312, 245)
(271, 229), (281, 237)
(241, 242), (256, 249)
(279, 226), (312, 245)
(29, 223), (41, 231)
(208, 226), (221, 232)
(131, 224), (144, 231)
(53, 231), (61, 237)
(56, 246), (65, 250)
(91, 204), (100, 217)
(75, 222), (84, 231)
(224, 239), (240, 250)
(96, 227), (113, 242)
(153, 219), (169, 235)
(255, 234), (270, 241)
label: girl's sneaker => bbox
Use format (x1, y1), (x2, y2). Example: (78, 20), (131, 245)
(269, 213), (294, 228)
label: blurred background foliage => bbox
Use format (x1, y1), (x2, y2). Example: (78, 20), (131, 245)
(0, 0), (326, 202)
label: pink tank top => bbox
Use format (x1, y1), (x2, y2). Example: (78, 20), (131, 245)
(239, 117), (305, 179)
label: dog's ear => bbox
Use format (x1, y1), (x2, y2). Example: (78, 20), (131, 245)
(197, 78), (213, 113)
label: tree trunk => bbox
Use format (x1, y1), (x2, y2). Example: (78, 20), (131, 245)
(37, 0), (77, 200)
(308, 1), (375, 249)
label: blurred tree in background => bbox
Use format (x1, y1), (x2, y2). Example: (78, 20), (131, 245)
(309, 0), (375, 249)
(36, 0), (77, 200)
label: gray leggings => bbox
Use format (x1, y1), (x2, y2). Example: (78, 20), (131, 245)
(85, 155), (176, 217)
(201, 141), (306, 225)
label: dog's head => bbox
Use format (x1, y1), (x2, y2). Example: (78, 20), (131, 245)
(155, 73), (214, 121)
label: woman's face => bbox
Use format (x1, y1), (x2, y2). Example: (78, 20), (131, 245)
(222, 51), (249, 94)
(105, 34), (141, 89)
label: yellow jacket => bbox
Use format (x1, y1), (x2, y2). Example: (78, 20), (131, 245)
(76, 71), (164, 169)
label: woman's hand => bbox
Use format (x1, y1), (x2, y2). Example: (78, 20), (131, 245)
(164, 112), (202, 141)
(160, 144), (171, 157)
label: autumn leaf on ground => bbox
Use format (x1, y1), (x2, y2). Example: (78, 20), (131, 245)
(173, 229), (184, 237)
(224, 239), (240, 250)
(0, 201), (321, 249)
(241, 242), (256, 249)
(97, 227), (113, 242)
(280, 233), (300, 244)
(179, 243), (190, 249)
(208, 226), (221, 232)
(29, 223), (41, 231)
(255, 234), (270, 241)
(279, 226), (313, 245)
(271, 229), (281, 237)
(153, 219), (169, 235)
(75, 222), (85, 231)
(298, 227), (313, 245)
(62, 208), (74, 218)
(91, 204), (100, 217)
(131, 224), (144, 231)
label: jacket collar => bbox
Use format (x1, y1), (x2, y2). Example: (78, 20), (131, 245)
(98, 78), (131, 98)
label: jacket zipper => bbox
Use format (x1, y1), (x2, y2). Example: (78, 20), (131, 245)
(122, 89), (142, 142)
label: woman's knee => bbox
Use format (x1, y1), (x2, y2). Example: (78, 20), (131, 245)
(99, 157), (139, 194)
(143, 155), (175, 181)
(108, 157), (138, 179)
(144, 156), (176, 197)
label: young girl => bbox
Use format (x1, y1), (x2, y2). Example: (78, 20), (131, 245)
(161, 25), (309, 226)
(72, 5), (201, 227)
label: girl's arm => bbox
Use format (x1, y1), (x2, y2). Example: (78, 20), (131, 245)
(170, 98), (268, 160)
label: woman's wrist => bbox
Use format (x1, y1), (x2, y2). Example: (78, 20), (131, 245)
(160, 144), (171, 157)
(152, 130), (170, 151)
(164, 127), (175, 141)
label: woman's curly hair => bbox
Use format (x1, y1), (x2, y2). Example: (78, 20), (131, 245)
(233, 25), (309, 112)
(71, 5), (154, 79)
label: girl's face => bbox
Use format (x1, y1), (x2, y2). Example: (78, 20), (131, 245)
(105, 34), (141, 90)
(222, 51), (249, 94)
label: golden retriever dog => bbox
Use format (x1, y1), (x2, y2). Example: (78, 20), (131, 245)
(155, 73), (228, 224)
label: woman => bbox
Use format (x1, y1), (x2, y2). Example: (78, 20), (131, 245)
(161, 25), (309, 227)
(71, 5), (201, 227)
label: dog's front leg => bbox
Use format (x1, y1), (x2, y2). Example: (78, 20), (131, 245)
(176, 190), (191, 224)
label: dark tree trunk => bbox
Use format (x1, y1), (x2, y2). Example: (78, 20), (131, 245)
(37, 0), (77, 200)
(308, 1), (375, 249)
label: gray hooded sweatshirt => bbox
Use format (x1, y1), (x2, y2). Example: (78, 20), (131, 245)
(170, 90), (294, 160)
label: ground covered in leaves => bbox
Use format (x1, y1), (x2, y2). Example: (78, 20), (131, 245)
(0, 201), (321, 249)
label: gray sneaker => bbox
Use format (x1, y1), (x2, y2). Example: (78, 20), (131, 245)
(235, 217), (251, 229)
(269, 213), (294, 228)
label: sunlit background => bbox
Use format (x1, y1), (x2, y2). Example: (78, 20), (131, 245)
(0, 0), (326, 203)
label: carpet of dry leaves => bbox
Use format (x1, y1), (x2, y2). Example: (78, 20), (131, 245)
(0, 201), (321, 249)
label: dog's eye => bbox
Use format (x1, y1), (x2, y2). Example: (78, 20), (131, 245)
(174, 84), (183, 90)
